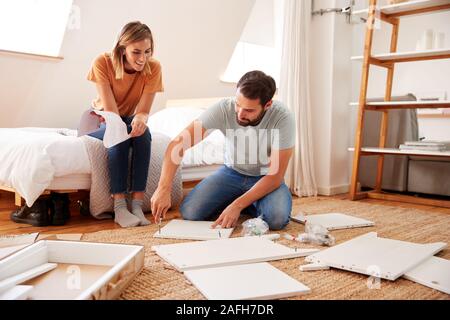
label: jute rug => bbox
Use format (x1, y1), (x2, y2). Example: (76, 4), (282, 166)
(82, 198), (450, 300)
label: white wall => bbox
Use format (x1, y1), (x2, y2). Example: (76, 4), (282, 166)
(310, 0), (353, 195)
(0, 0), (255, 128)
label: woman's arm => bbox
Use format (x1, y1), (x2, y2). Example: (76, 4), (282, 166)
(130, 92), (156, 137)
(95, 83), (120, 114)
(133, 92), (156, 122)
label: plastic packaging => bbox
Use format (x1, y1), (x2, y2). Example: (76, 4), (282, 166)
(296, 221), (335, 246)
(241, 217), (269, 236)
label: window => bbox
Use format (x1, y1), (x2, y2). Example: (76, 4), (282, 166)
(0, 0), (73, 57)
(221, 0), (285, 85)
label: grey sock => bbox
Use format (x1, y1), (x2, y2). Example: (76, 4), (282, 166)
(114, 198), (140, 228)
(131, 199), (151, 226)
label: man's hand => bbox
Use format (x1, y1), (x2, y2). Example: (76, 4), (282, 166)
(212, 203), (242, 229)
(130, 115), (148, 137)
(151, 186), (171, 223)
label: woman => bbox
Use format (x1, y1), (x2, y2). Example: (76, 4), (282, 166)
(86, 21), (163, 228)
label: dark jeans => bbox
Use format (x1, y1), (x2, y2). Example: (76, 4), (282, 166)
(89, 116), (151, 194)
(180, 165), (292, 230)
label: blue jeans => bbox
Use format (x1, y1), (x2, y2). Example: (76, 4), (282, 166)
(88, 116), (151, 194)
(180, 166), (292, 230)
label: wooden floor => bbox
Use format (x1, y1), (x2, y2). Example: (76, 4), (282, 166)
(0, 190), (449, 236)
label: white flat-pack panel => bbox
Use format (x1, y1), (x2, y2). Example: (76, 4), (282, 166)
(0, 285), (33, 300)
(348, 147), (450, 157)
(0, 263), (57, 293)
(291, 213), (374, 230)
(185, 262), (311, 300)
(299, 263), (330, 272)
(0, 244), (30, 261)
(351, 49), (450, 62)
(352, 0), (450, 16)
(153, 219), (234, 240)
(306, 232), (446, 280)
(404, 256), (450, 294)
(0, 240), (144, 300)
(153, 237), (319, 272)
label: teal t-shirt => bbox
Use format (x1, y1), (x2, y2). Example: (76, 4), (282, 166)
(198, 98), (296, 176)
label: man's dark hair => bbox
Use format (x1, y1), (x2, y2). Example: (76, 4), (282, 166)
(237, 71), (276, 106)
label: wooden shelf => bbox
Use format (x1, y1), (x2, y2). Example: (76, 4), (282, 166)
(418, 113), (450, 118)
(351, 48), (450, 65)
(349, 100), (450, 110)
(365, 191), (450, 208)
(352, 0), (450, 18)
(349, 147), (450, 157)
(349, 0), (450, 208)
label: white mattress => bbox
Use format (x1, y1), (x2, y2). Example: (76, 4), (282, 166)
(3, 127), (91, 176)
(0, 127), (91, 205)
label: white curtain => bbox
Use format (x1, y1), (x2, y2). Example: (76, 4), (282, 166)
(280, 0), (318, 197)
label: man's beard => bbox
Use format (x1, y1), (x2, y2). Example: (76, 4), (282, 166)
(236, 109), (267, 127)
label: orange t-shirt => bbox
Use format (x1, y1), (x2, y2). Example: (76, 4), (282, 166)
(87, 53), (164, 116)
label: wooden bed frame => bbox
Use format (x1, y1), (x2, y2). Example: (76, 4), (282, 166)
(0, 185), (79, 207)
(0, 183), (200, 207)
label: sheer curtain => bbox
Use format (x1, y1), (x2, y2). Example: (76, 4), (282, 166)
(279, 0), (317, 197)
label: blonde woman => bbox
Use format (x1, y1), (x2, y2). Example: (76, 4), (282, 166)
(85, 21), (163, 227)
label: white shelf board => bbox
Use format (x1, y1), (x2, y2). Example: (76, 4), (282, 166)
(184, 263), (311, 300)
(291, 213), (374, 231)
(351, 48), (450, 62)
(403, 256), (450, 294)
(305, 232), (446, 281)
(153, 220), (234, 241)
(152, 236), (319, 272)
(352, 0), (450, 16)
(348, 147), (450, 157)
(349, 101), (450, 107)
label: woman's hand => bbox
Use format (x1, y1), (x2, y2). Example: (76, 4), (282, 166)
(90, 111), (105, 123)
(130, 114), (148, 137)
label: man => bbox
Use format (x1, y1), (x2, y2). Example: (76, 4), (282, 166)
(151, 71), (295, 230)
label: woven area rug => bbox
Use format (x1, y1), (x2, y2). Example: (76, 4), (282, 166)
(82, 198), (450, 300)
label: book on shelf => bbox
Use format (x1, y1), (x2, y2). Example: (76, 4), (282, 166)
(399, 145), (449, 152)
(404, 140), (450, 147)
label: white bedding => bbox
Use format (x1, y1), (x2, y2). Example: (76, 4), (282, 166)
(0, 128), (90, 206)
(0, 107), (224, 206)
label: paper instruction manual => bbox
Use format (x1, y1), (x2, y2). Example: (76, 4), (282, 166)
(94, 110), (130, 148)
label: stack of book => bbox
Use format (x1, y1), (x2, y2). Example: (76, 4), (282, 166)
(399, 141), (450, 152)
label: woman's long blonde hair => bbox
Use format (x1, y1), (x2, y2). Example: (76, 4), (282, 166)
(111, 21), (154, 80)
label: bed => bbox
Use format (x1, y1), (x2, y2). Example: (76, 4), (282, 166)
(0, 98), (226, 207)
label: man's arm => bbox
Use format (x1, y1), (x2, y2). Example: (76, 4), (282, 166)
(151, 120), (207, 221)
(212, 147), (293, 228)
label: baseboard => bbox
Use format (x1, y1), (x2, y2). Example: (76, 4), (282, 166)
(317, 184), (350, 196)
